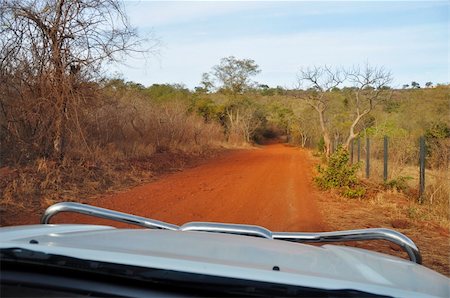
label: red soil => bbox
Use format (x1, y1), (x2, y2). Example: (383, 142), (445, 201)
(51, 144), (328, 232)
(3, 143), (448, 276)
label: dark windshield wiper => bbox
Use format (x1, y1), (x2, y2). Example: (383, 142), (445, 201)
(1, 247), (51, 261)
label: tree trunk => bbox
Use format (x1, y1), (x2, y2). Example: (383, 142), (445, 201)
(300, 133), (308, 148)
(53, 97), (68, 160)
(323, 132), (331, 157)
(317, 108), (331, 156)
(344, 111), (367, 149)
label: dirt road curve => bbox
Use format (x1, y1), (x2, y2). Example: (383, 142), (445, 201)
(55, 144), (328, 232)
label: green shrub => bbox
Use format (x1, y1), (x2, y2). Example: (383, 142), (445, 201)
(341, 186), (366, 198)
(314, 146), (365, 198)
(317, 137), (325, 153)
(385, 176), (413, 192)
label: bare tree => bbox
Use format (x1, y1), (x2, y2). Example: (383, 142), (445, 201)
(297, 66), (345, 156)
(0, 0), (150, 161)
(344, 64), (392, 148)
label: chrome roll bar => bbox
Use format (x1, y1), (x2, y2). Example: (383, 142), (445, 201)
(41, 202), (179, 231)
(180, 222), (273, 239)
(41, 202), (422, 264)
(273, 230), (421, 264)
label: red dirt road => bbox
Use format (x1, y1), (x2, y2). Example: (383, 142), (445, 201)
(5, 144), (449, 276)
(54, 144), (328, 232)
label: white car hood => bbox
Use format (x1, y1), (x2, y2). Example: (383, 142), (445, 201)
(1, 224), (449, 297)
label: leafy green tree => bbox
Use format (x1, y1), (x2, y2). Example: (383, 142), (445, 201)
(209, 56), (261, 95)
(190, 98), (220, 123)
(195, 73), (214, 93)
(145, 84), (190, 102)
(267, 102), (295, 136)
(425, 82), (433, 88)
(411, 81), (420, 89)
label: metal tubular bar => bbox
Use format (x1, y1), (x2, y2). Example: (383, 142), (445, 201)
(41, 202), (179, 231)
(180, 222), (273, 239)
(273, 229), (421, 264)
(41, 202), (421, 264)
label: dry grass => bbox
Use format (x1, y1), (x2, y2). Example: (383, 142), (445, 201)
(311, 145), (449, 276)
(1, 156), (147, 213)
(0, 146), (230, 226)
(317, 186), (449, 277)
(359, 158), (449, 227)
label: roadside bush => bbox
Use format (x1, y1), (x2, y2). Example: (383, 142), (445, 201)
(315, 147), (365, 198)
(341, 186), (366, 199)
(385, 176), (413, 192)
(425, 123), (450, 170)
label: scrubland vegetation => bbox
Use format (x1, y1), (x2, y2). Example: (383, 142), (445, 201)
(2, 69), (448, 226)
(0, 0), (448, 230)
(0, 80), (226, 210)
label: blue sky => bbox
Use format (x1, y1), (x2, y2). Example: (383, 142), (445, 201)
(110, 1), (449, 89)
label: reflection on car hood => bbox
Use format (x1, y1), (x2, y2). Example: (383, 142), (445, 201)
(0, 224), (448, 298)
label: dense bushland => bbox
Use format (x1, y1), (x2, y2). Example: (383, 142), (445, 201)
(0, 80), (227, 211)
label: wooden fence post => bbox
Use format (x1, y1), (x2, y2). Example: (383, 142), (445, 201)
(384, 136), (388, 182)
(350, 140), (354, 164)
(357, 138), (361, 163)
(419, 136), (426, 202)
(366, 137), (370, 179)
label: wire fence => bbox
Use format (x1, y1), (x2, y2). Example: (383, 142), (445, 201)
(343, 136), (449, 202)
